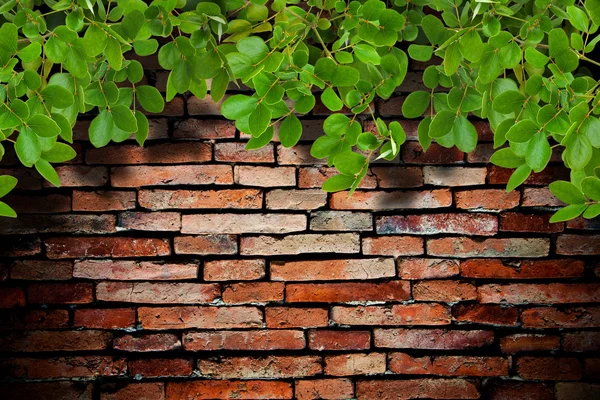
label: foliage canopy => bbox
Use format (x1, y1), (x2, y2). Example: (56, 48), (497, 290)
(0, 0), (600, 222)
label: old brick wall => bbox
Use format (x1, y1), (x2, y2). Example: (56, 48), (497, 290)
(0, 58), (599, 400)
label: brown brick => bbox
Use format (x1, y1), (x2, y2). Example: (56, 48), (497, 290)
(129, 358), (193, 377)
(455, 189), (520, 210)
(45, 237), (171, 259)
(377, 213), (497, 236)
(204, 259), (265, 281)
(287, 281), (410, 303)
(28, 283), (92, 304)
(566, 216), (600, 230)
(52, 166), (108, 187)
(100, 383), (164, 400)
(403, 142), (465, 164)
(181, 213), (306, 234)
(183, 330), (305, 351)
(3, 356), (127, 378)
(563, 331), (600, 352)
(556, 234), (600, 255)
(3, 194), (71, 214)
(398, 258), (459, 279)
(174, 235), (237, 255)
(453, 304), (518, 326)
(423, 166), (486, 186)
(0, 309), (69, 330)
(388, 352), (432, 374)
(324, 353), (386, 376)
(187, 95), (223, 115)
(295, 379), (354, 400)
(522, 187), (564, 207)
(72, 191), (136, 211)
(234, 166), (296, 187)
(222, 282), (284, 304)
(0, 330), (110, 352)
(166, 381), (292, 399)
(0, 214), (115, 235)
(330, 189), (452, 210)
(555, 383), (600, 400)
(266, 189), (327, 210)
(299, 167), (377, 188)
(0, 382), (93, 400)
(428, 237), (549, 258)
(97, 282), (220, 304)
(139, 189), (262, 210)
(332, 304), (451, 326)
(500, 212), (563, 233)
(241, 233), (359, 255)
(111, 165), (233, 187)
(173, 119), (236, 139)
(362, 236), (424, 256)
(488, 165), (569, 185)
(460, 259), (584, 279)
(0, 236), (41, 257)
(374, 328), (494, 349)
(271, 258), (395, 281)
(276, 144), (321, 165)
(74, 260), (197, 280)
(516, 357), (581, 380)
(86, 143), (211, 164)
(488, 381), (553, 400)
(371, 166), (423, 188)
(266, 307), (329, 328)
(356, 379), (479, 400)
(74, 308), (136, 329)
(113, 334), (181, 352)
(308, 330), (370, 351)
(138, 306), (262, 329)
(118, 211), (180, 231)
(413, 280), (477, 302)
(216, 142), (274, 163)
(478, 283), (600, 304)
(197, 356), (322, 379)
(431, 356), (509, 376)
(0, 288), (24, 308)
(521, 306), (600, 328)
(500, 334), (560, 353)
(11, 260), (72, 281)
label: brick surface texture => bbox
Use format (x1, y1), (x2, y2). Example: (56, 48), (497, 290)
(0, 58), (599, 400)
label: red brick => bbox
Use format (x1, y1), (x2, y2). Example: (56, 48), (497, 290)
(204, 259), (265, 281)
(388, 352), (432, 374)
(453, 304), (518, 326)
(173, 119), (236, 139)
(87, 143), (211, 164)
(139, 189), (262, 210)
(356, 379), (479, 399)
(563, 331), (600, 352)
(413, 280), (477, 302)
(584, 358), (600, 379)
(52, 166), (108, 187)
(467, 143), (495, 162)
(266, 189), (327, 210)
(0, 214), (116, 235)
(308, 330), (370, 351)
(521, 306), (600, 328)
(129, 358), (193, 377)
(10, 260), (72, 281)
(271, 258), (395, 281)
(0, 382), (93, 400)
(0, 309), (69, 330)
(299, 167), (377, 188)
(331, 304), (451, 326)
(374, 328), (494, 349)
(138, 306), (262, 330)
(174, 235), (237, 255)
(100, 383), (164, 400)
(295, 379), (354, 400)
(72, 191), (136, 211)
(234, 166), (295, 187)
(477, 283), (600, 304)
(167, 381), (293, 399)
(3, 356), (126, 378)
(556, 234), (600, 255)
(522, 187), (564, 207)
(97, 282), (220, 304)
(0, 236), (41, 257)
(362, 236), (424, 256)
(74, 308), (136, 329)
(186, 95), (223, 115)
(0, 330), (110, 352)
(74, 260), (197, 280)
(118, 211), (181, 231)
(427, 237), (549, 257)
(371, 167), (423, 188)
(488, 381), (553, 400)
(287, 281), (410, 303)
(2, 194), (71, 214)
(566, 216), (600, 230)
(555, 383), (600, 400)
(455, 189), (520, 210)
(488, 165), (569, 185)
(111, 165), (233, 187)
(241, 233), (359, 255)
(324, 353), (386, 376)
(216, 143), (274, 163)
(183, 330), (305, 351)
(330, 189), (452, 210)
(266, 307), (329, 328)
(276, 144), (321, 165)
(500, 334), (560, 353)
(460, 259), (585, 279)
(376, 213), (497, 236)
(45, 237), (171, 259)
(516, 357), (581, 380)
(114, 334), (181, 353)
(500, 212), (563, 233)
(397, 258), (459, 279)
(222, 282), (284, 304)
(197, 356), (322, 379)
(182, 213), (305, 234)
(28, 283), (92, 304)
(402, 142), (465, 164)
(431, 356), (509, 376)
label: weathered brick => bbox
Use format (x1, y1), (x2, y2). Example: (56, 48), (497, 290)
(299, 167), (377, 188)
(295, 379), (354, 400)
(356, 379), (479, 399)
(500, 212), (563, 233)
(453, 304), (518, 326)
(2, 356), (127, 378)
(97, 282), (220, 304)
(413, 280), (477, 302)
(173, 119), (236, 139)
(52, 166), (108, 187)
(266, 189), (327, 210)
(287, 281), (410, 303)
(266, 307), (329, 328)
(0, 330), (110, 352)
(222, 282), (284, 304)
(28, 283), (93, 304)
(100, 383), (164, 400)
(139, 189), (262, 210)
(0, 214), (116, 235)
(563, 331), (600, 352)
(478, 283), (600, 304)
(427, 237), (550, 258)
(0, 236), (41, 257)
(310, 211), (372, 231)
(488, 165), (569, 185)
(174, 235), (237, 255)
(500, 334), (560, 353)
(204, 259), (265, 281)
(377, 213), (497, 236)
(86, 143), (212, 164)
(74, 308), (136, 329)
(555, 383), (600, 400)
(330, 189), (452, 210)
(118, 211), (181, 231)
(521, 307), (600, 328)
(186, 96), (223, 115)
(0, 382), (93, 400)
(460, 259), (584, 279)
(432, 356), (508, 377)
(216, 143), (274, 163)
(387, 352), (432, 374)
(277, 144), (321, 165)
(370, 166), (423, 188)
(455, 189), (520, 210)
(363, 236), (424, 256)
(11, 260), (72, 281)
(397, 258), (459, 279)
(556, 234), (600, 255)
(166, 381), (293, 399)
(374, 328), (494, 349)
(113, 334), (181, 352)
(402, 142), (465, 164)
(241, 233), (359, 255)
(129, 358), (193, 377)
(516, 357), (581, 380)
(74, 260), (197, 280)
(183, 330), (305, 351)
(467, 143), (495, 163)
(324, 353), (386, 376)
(331, 304), (451, 326)
(566, 216), (600, 230)
(45, 237), (171, 259)
(487, 381), (553, 400)
(138, 306), (262, 329)
(308, 330), (370, 351)
(0, 287), (24, 309)
(234, 166), (296, 187)
(271, 258), (395, 281)
(522, 187), (564, 207)
(111, 165), (233, 187)
(197, 356), (322, 379)
(72, 191), (136, 211)
(423, 166), (487, 186)
(0, 309), (69, 330)
(181, 213), (306, 234)
(2, 194), (71, 214)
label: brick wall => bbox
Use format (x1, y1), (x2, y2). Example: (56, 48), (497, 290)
(0, 58), (599, 399)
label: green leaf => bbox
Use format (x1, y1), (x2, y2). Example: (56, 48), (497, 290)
(567, 5), (589, 32)
(17, 42), (41, 62)
(248, 103), (271, 136)
(195, 49), (223, 79)
(354, 44), (381, 64)
(549, 180), (588, 204)
(402, 91), (430, 118)
(408, 44), (433, 62)
(279, 114), (302, 148)
(321, 87), (343, 112)
(505, 119), (540, 143)
(453, 115), (477, 153)
(83, 25), (108, 56)
(40, 85), (75, 109)
(28, 115), (60, 138)
(52, 113), (73, 143)
(565, 134), (593, 171)
(171, 59), (193, 93)
(111, 105), (138, 132)
(221, 95), (258, 120)
(444, 42), (461, 76)
(418, 117), (432, 152)
(294, 95), (316, 114)
(334, 151), (367, 176)
(459, 30), (483, 62)
(236, 36), (268, 63)
(0, 201), (16, 218)
(581, 176), (600, 201)
(428, 110), (456, 138)
(133, 39), (159, 56)
(106, 37), (123, 71)
(311, 135), (342, 159)
(322, 174), (354, 192)
(524, 47), (549, 68)
(137, 85), (165, 113)
(89, 110), (114, 148)
(211, 69), (229, 103)
(357, 132), (380, 151)
(0, 175), (18, 198)
(134, 110), (149, 147)
(587, 0), (600, 25)
(35, 159), (60, 187)
(526, 131), (551, 172)
(550, 204), (588, 222)
(490, 148), (525, 168)
(42, 142), (77, 163)
(15, 127), (41, 167)
(323, 114), (351, 137)
(492, 90), (526, 114)
(506, 164), (532, 191)
(389, 121), (406, 151)
(584, 203), (600, 218)
(330, 66), (360, 87)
